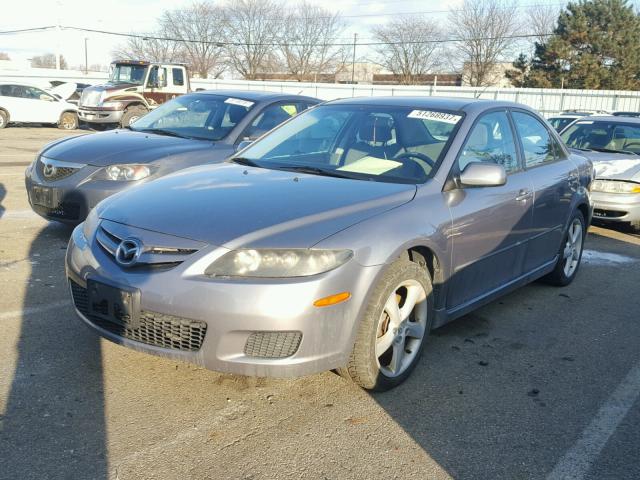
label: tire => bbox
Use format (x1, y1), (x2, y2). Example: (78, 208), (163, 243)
(630, 220), (640, 233)
(120, 106), (147, 128)
(339, 258), (434, 391)
(0, 109), (8, 129)
(58, 111), (78, 130)
(543, 210), (586, 286)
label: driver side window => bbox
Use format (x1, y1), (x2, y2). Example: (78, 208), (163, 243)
(458, 111), (519, 174)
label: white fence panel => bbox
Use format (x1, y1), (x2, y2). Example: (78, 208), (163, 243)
(3, 69), (640, 116)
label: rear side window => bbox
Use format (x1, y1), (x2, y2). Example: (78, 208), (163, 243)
(172, 68), (184, 86)
(242, 103), (300, 140)
(512, 111), (556, 167)
(458, 110), (519, 174)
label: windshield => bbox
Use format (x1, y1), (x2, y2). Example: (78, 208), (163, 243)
(130, 94), (254, 141)
(548, 117), (575, 132)
(234, 104), (463, 184)
(109, 64), (148, 85)
(560, 120), (640, 155)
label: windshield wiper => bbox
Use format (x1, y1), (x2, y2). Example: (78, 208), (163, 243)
(139, 128), (190, 139)
(277, 165), (360, 179)
(230, 157), (261, 167)
(589, 147), (640, 156)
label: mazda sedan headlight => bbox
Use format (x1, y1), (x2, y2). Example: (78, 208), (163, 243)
(94, 164), (154, 181)
(205, 249), (353, 278)
(591, 179), (640, 194)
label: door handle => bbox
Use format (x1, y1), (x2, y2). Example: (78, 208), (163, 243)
(515, 189), (533, 202)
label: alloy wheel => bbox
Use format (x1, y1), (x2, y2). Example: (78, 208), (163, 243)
(375, 279), (428, 378)
(563, 218), (583, 278)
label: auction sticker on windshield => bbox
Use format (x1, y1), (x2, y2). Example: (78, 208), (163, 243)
(225, 98), (254, 108)
(408, 110), (462, 124)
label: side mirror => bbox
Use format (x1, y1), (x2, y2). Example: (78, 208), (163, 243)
(459, 162), (507, 187)
(236, 139), (254, 151)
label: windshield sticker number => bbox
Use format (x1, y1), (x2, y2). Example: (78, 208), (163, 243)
(408, 110), (462, 124)
(225, 97), (254, 108)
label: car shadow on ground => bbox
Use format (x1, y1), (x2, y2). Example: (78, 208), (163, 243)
(0, 223), (108, 479)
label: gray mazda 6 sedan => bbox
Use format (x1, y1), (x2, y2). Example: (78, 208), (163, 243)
(66, 97), (593, 390)
(25, 90), (319, 223)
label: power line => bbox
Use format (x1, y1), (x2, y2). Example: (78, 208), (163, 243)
(0, 24), (555, 47)
(0, 26), (57, 35)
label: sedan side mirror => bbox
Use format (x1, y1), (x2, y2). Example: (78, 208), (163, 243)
(459, 162), (507, 187)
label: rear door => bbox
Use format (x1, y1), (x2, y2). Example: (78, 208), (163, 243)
(511, 110), (577, 272)
(446, 109), (534, 309)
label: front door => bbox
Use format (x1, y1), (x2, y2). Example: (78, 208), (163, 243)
(446, 110), (534, 309)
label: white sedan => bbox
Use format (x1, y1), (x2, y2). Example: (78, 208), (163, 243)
(0, 83), (78, 129)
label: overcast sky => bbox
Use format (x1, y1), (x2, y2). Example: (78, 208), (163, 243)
(1, 0), (568, 70)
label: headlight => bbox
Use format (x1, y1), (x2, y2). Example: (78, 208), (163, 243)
(82, 206), (100, 240)
(101, 101), (123, 109)
(205, 249), (353, 278)
(94, 164), (153, 181)
(591, 179), (640, 193)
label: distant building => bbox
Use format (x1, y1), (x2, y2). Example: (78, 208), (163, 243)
(372, 73), (462, 86)
(461, 62), (514, 88)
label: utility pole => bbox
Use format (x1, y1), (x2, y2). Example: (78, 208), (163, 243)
(55, 0), (62, 70)
(351, 33), (357, 84)
(84, 38), (88, 74)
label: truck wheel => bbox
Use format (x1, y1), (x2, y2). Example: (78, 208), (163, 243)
(121, 106), (147, 128)
(631, 220), (640, 233)
(58, 111), (78, 130)
(0, 110), (8, 129)
(338, 258), (433, 391)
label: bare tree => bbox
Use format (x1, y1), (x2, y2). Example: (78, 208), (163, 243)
(113, 34), (183, 64)
(278, 2), (346, 81)
(31, 53), (68, 69)
(159, 1), (226, 78)
(526, 4), (559, 45)
(448, 0), (521, 87)
(372, 16), (443, 85)
(223, 0), (284, 79)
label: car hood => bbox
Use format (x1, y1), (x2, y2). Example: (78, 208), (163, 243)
(572, 149), (640, 181)
(98, 163), (417, 249)
(42, 130), (216, 167)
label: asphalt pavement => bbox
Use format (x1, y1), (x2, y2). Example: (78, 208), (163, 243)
(1, 127), (639, 480)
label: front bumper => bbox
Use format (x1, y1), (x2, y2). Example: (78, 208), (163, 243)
(591, 191), (640, 223)
(25, 163), (143, 224)
(78, 108), (124, 124)
(65, 225), (381, 377)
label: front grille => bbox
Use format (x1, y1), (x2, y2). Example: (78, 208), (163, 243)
(79, 89), (102, 107)
(70, 279), (207, 351)
(36, 159), (79, 182)
(244, 331), (302, 358)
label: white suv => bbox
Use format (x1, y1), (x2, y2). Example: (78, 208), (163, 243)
(0, 83), (78, 129)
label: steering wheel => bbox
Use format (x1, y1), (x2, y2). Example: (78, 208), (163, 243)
(394, 151), (436, 168)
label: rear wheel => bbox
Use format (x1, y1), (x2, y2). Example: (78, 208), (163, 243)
(339, 258), (433, 391)
(0, 110), (8, 128)
(58, 111), (78, 130)
(543, 210), (586, 286)
(120, 106), (147, 128)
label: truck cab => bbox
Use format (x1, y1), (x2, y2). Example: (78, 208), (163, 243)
(78, 61), (190, 128)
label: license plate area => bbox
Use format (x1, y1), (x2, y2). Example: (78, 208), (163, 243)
(87, 278), (140, 329)
(31, 185), (59, 208)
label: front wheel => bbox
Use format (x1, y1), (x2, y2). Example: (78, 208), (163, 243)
(0, 109), (9, 128)
(339, 258), (433, 391)
(120, 106), (147, 128)
(58, 111), (78, 130)
(543, 210), (586, 286)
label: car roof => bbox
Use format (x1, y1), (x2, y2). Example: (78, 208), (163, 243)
(323, 96), (536, 114)
(192, 89), (319, 103)
(574, 115), (640, 125)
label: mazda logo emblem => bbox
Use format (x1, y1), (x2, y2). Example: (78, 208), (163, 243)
(43, 163), (57, 178)
(115, 238), (142, 267)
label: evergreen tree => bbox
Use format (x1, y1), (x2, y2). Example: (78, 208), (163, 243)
(517, 0), (640, 89)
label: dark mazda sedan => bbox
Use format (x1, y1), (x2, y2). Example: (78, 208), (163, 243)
(25, 90), (319, 223)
